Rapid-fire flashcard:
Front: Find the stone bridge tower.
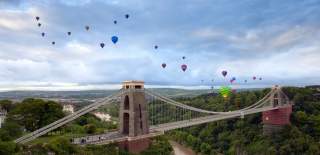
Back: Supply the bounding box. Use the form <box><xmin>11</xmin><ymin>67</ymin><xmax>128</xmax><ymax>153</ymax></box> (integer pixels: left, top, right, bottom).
<box><xmin>118</xmin><ymin>81</ymin><xmax>150</xmax><ymax>154</ymax></box>
<box><xmin>262</xmin><ymin>86</ymin><xmax>292</xmax><ymax>135</ymax></box>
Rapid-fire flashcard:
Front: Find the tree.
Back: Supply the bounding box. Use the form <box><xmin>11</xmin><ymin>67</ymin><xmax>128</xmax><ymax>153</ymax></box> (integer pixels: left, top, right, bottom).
<box><xmin>0</xmin><ymin>100</ymin><xmax>14</xmax><ymax>112</ymax></box>
<box><xmin>0</xmin><ymin>141</ymin><xmax>17</xmax><ymax>155</ymax></box>
<box><xmin>8</xmin><ymin>98</ymin><xmax>64</xmax><ymax>131</ymax></box>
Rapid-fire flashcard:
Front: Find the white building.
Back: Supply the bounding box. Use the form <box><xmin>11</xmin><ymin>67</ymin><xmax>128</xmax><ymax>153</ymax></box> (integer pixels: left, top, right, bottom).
<box><xmin>63</xmin><ymin>104</ymin><xmax>75</xmax><ymax>114</ymax></box>
<box><xmin>0</xmin><ymin>109</ymin><xmax>7</xmax><ymax>128</ymax></box>
<box><xmin>93</xmin><ymin>112</ymin><xmax>111</xmax><ymax>122</ymax></box>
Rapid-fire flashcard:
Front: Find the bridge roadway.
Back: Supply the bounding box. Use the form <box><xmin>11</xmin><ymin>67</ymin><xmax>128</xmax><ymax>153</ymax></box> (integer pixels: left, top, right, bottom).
<box><xmin>72</xmin><ymin>104</ymin><xmax>289</xmax><ymax>145</ymax></box>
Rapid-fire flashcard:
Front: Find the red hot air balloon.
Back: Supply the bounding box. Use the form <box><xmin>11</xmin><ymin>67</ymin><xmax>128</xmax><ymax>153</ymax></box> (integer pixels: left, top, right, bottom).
<box><xmin>161</xmin><ymin>63</ymin><xmax>166</xmax><ymax>68</ymax></box>
<box><xmin>253</xmin><ymin>76</ymin><xmax>256</xmax><ymax>80</ymax></box>
<box><xmin>222</xmin><ymin>70</ymin><xmax>227</xmax><ymax>77</ymax></box>
<box><xmin>181</xmin><ymin>64</ymin><xmax>187</xmax><ymax>72</ymax></box>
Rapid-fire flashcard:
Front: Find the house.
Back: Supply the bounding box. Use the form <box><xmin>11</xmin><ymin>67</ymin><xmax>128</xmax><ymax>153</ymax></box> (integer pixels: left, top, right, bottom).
<box><xmin>0</xmin><ymin>108</ymin><xmax>7</xmax><ymax>128</ymax></box>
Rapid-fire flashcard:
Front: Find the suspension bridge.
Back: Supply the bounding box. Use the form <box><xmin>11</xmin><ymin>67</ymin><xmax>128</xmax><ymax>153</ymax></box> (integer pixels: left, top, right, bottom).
<box><xmin>14</xmin><ymin>81</ymin><xmax>292</xmax><ymax>153</ymax></box>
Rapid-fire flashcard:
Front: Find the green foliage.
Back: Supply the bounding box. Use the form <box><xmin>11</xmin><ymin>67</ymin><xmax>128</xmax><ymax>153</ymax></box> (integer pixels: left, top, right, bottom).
<box><xmin>8</xmin><ymin>98</ymin><xmax>65</xmax><ymax>131</ymax></box>
<box><xmin>0</xmin><ymin>100</ymin><xmax>14</xmax><ymax>112</ymax></box>
<box><xmin>169</xmin><ymin>87</ymin><xmax>320</xmax><ymax>154</ymax></box>
<box><xmin>141</xmin><ymin>136</ymin><xmax>173</xmax><ymax>155</ymax></box>
<box><xmin>46</xmin><ymin>137</ymin><xmax>77</xmax><ymax>155</ymax></box>
<box><xmin>0</xmin><ymin>141</ymin><xmax>18</xmax><ymax>155</ymax></box>
<box><xmin>84</xmin><ymin>124</ymin><xmax>97</xmax><ymax>134</ymax></box>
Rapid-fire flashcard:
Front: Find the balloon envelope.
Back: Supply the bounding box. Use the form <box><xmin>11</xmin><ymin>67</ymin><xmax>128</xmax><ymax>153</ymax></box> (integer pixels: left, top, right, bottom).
<box><xmin>125</xmin><ymin>14</ymin><xmax>130</xmax><ymax>19</ymax></box>
<box><xmin>67</xmin><ymin>32</ymin><xmax>71</xmax><ymax>35</ymax></box>
<box><xmin>162</xmin><ymin>63</ymin><xmax>166</xmax><ymax>68</ymax></box>
<box><xmin>111</xmin><ymin>36</ymin><xmax>118</xmax><ymax>44</ymax></box>
<box><xmin>253</xmin><ymin>76</ymin><xmax>256</xmax><ymax>80</ymax></box>
<box><xmin>154</xmin><ymin>45</ymin><xmax>158</xmax><ymax>49</ymax></box>
<box><xmin>38</xmin><ymin>23</ymin><xmax>41</xmax><ymax>27</ymax></box>
<box><xmin>182</xmin><ymin>56</ymin><xmax>186</xmax><ymax>59</ymax></box>
<box><xmin>52</xmin><ymin>41</ymin><xmax>55</xmax><ymax>45</ymax></box>
<box><xmin>100</xmin><ymin>43</ymin><xmax>105</xmax><ymax>48</ymax></box>
<box><xmin>41</xmin><ymin>32</ymin><xmax>45</xmax><ymax>37</ymax></box>
<box><xmin>114</xmin><ymin>20</ymin><xmax>117</xmax><ymax>24</ymax></box>
<box><xmin>219</xmin><ymin>86</ymin><xmax>231</xmax><ymax>98</ymax></box>
<box><xmin>36</xmin><ymin>16</ymin><xmax>40</xmax><ymax>21</ymax></box>
<box><xmin>222</xmin><ymin>70</ymin><xmax>227</xmax><ymax>77</ymax></box>
<box><xmin>85</xmin><ymin>26</ymin><xmax>89</xmax><ymax>31</ymax></box>
<box><xmin>181</xmin><ymin>64</ymin><xmax>187</xmax><ymax>72</ymax></box>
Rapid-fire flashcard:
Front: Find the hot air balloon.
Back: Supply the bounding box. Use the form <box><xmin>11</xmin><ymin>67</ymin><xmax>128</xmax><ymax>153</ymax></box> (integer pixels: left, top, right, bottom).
<box><xmin>100</xmin><ymin>43</ymin><xmax>105</xmax><ymax>48</ymax></box>
<box><xmin>181</xmin><ymin>64</ymin><xmax>187</xmax><ymax>72</ymax></box>
<box><xmin>111</xmin><ymin>36</ymin><xmax>118</xmax><ymax>44</ymax></box>
<box><xmin>114</xmin><ymin>20</ymin><xmax>117</xmax><ymax>24</ymax></box>
<box><xmin>222</xmin><ymin>70</ymin><xmax>227</xmax><ymax>77</ymax></box>
<box><xmin>162</xmin><ymin>63</ymin><xmax>166</xmax><ymax>68</ymax></box>
<box><xmin>67</xmin><ymin>32</ymin><xmax>71</xmax><ymax>36</ymax></box>
<box><xmin>35</xmin><ymin>16</ymin><xmax>40</xmax><ymax>21</ymax></box>
<box><xmin>38</xmin><ymin>23</ymin><xmax>41</xmax><ymax>27</ymax></box>
<box><xmin>41</xmin><ymin>32</ymin><xmax>45</xmax><ymax>37</ymax></box>
<box><xmin>85</xmin><ymin>26</ymin><xmax>90</xmax><ymax>31</ymax></box>
<box><xmin>244</xmin><ymin>80</ymin><xmax>247</xmax><ymax>83</ymax></box>
<box><xmin>259</xmin><ymin>77</ymin><xmax>262</xmax><ymax>80</ymax></box>
<box><xmin>125</xmin><ymin>14</ymin><xmax>130</xmax><ymax>19</ymax></box>
<box><xmin>52</xmin><ymin>41</ymin><xmax>55</xmax><ymax>45</ymax></box>
<box><xmin>219</xmin><ymin>86</ymin><xmax>231</xmax><ymax>98</ymax></box>
<box><xmin>182</xmin><ymin>56</ymin><xmax>186</xmax><ymax>60</ymax></box>
<box><xmin>253</xmin><ymin>76</ymin><xmax>256</xmax><ymax>80</ymax></box>
<box><xmin>232</xmin><ymin>77</ymin><xmax>236</xmax><ymax>81</ymax></box>
<box><xmin>154</xmin><ymin>45</ymin><xmax>158</xmax><ymax>49</ymax></box>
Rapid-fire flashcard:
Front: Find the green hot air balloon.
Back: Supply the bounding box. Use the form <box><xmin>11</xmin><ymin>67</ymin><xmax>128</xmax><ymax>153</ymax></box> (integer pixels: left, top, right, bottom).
<box><xmin>219</xmin><ymin>86</ymin><xmax>231</xmax><ymax>98</ymax></box>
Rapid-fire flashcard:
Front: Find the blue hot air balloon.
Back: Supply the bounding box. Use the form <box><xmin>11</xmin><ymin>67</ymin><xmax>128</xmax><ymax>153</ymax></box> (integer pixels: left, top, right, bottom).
<box><xmin>111</xmin><ymin>36</ymin><xmax>118</xmax><ymax>44</ymax></box>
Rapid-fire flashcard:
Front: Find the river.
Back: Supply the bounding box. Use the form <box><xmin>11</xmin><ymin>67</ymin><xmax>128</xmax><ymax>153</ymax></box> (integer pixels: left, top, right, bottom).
<box><xmin>169</xmin><ymin>141</ymin><xmax>196</xmax><ymax>155</ymax></box>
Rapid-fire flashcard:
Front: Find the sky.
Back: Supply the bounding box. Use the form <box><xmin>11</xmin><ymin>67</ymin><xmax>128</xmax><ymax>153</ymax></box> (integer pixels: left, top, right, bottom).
<box><xmin>0</xmin><ymin>0</ymin><xmax>320</xmax><ymax>91</ymax></box>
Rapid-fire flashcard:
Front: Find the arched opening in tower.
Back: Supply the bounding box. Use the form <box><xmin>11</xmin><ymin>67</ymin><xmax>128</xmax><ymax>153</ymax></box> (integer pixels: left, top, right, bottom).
<box><xmin>123</xmin><ymin>113</ymin><xmax>130</xmax><ymax>135</ymax></box>
<box><xmin>124</xmin><ymin>95</ymin><xmax>130</xmax><ymax>110</ymax></box>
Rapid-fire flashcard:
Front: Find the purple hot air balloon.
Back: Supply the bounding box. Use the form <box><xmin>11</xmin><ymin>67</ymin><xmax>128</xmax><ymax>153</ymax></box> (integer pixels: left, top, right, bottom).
<box><xmin>222</xmin><ymin>70</ymin><xmax>227</xmax><ymax>77</ymax></box>
<box><xmin>162</xmin><ymin>63</ymin><xmax>166</xmax><ymax>68</ymax></box>
<box><xmin>181</xmin><ymin>64</ymin><xmax>187</xmax><ymax>72</ymax></box>
<box><xmin>253</xmin><ymin>76</ymin><xmax>257</xmax><ymax>80</ymax></box>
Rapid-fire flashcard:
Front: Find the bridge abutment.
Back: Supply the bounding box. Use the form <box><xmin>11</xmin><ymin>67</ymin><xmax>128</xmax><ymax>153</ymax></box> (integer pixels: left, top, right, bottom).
<box><xmin>118</xmin><ymin>81</ymin><xmax>150</xmax><ymax>153</ymax></box>
<box><xmin>262</xmin><ymin>86</ymin><xmax>292</xmax><ymax>135</ymax></box>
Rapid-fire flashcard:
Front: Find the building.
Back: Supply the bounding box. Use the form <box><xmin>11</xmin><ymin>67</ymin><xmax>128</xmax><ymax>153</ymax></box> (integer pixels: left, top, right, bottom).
<box><xmin>93</xmin><ymin>112</ymin><xmax>111</xmax><ymax>122</ymax></box>
<box><xmin>63</xmin><ymin>104</ymin><xmax>75</xmax><ymax>114</ymax></box>
<box><xmin>0</xmin><ymin>108</ymin><xmax>7</xmax><ymax>128</ymax></box>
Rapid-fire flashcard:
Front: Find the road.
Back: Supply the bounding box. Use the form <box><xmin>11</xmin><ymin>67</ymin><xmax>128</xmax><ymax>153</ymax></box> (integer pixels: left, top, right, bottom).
<box><xmin>169</xmin><ymin>141</ymin><xmax>196</xmax><ymax>155</ymax></box>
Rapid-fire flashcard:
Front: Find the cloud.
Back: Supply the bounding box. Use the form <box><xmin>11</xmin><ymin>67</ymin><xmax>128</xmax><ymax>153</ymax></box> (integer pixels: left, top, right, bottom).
<box><xmin>0</xmin><ymin>0</ymin><xmax>319</xmax><ymax>89</ymax></box>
